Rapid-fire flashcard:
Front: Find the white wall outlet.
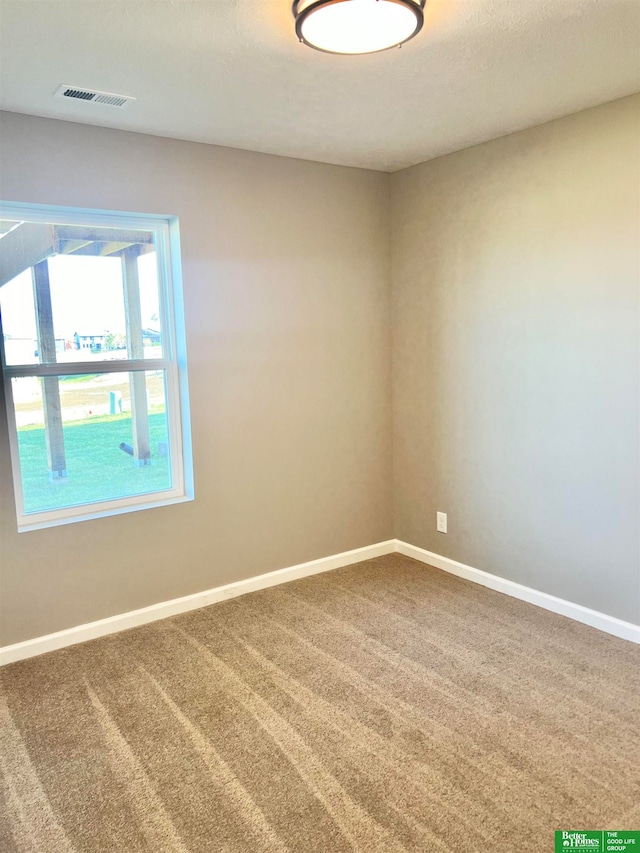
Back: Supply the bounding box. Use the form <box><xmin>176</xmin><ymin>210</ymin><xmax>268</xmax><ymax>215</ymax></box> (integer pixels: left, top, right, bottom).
<box><xmin>436</xmin><ymin>511</ymin><xmax>447</xmax><ymax>533</ymax></box>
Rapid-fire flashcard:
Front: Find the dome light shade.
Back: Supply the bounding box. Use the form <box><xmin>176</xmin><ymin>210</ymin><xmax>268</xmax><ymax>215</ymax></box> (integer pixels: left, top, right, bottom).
<box><xmin>293</xmin><ymin>0</ymin><xmax>426</xmax><ymax>55</ymax></box>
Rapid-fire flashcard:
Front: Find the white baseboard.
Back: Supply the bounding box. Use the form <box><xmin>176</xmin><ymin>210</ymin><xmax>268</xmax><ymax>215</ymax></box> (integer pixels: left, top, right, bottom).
<box><xmin>0</xmin><ymin>540</ymin><xmax>396</xmax><ymax>666</ymax></box>
<box><xmin>2</xmin><ymin>537</ymin><xmax>637</xmax><ymax>665</ymax></box>
<box><xmin>396</xmin><ymin>540</ymin><xmax>640</xmax><ymax>645</ymax></box>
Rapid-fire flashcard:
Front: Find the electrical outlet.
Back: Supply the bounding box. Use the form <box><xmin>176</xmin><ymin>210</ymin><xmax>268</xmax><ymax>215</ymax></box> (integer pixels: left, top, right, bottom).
<box><xmin>436</xmin><ymin>511</ymin><xmax>447</xmax><ymax>533</ymax></box>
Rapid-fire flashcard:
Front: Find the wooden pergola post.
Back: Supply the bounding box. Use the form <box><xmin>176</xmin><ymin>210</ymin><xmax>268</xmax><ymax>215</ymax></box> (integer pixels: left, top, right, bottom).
<box><xmin>32</xmin><ymin>260</ymin><xmax>66</xmax><ymax>478</ymax></box>
<box><xmin>121</xmin><ymin>246</ymin><xmax>150</xmax><ymax>465</ymax></box>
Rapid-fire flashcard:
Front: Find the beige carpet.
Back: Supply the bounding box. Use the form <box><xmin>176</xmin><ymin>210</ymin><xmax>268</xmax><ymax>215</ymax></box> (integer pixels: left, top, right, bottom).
<box><xmin>1</xmin><ymin>554</ymin><xmax>638</xmax><ymax>852</ymax></box>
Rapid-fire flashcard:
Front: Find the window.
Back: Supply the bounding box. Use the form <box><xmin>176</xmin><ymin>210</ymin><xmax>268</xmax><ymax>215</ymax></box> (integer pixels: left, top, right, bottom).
<box><xmin>0</xmin><ymin>203</ymin><xmax>193</xmax><ymax>531</ymax></box>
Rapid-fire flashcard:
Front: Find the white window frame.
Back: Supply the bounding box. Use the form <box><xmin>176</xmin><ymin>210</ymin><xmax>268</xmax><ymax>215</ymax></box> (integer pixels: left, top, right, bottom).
<box><xmin>0</xmin><ymin>202</ymin><xmax>194</xmax><ymax>532</ymax></box>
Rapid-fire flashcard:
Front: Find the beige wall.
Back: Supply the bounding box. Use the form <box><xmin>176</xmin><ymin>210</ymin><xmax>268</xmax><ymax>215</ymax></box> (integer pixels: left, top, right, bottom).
<box><xmin>0</xmin><ymin>113</ymin><xmax>393</xmax><ymax>646</ymax></box>
<box><xmin>1</xmin><ymin>95</ymin><xmax>639</xmax><ymax>646</ymax></box>
<box><xmin>391</xmin><ymin>95</ymin><xmax>640</xmax><ymax>624</ymax></box>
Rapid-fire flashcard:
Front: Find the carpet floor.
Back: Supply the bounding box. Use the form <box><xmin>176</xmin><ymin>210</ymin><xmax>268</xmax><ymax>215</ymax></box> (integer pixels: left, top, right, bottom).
<box><xmin>1</xmin><ymin>553</ymin><xmax>638</xmax><ymax>852</ymax></box>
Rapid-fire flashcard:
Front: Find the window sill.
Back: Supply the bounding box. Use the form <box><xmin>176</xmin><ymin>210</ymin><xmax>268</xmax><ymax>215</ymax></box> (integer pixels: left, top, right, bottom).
<box><xmin>17</xmin><ymin>492</ymin><xmax>194</xmax><ymax>533</ymax></box>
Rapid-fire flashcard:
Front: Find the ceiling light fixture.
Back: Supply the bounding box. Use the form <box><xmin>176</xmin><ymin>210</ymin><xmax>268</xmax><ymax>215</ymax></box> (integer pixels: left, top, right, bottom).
<box><xmin>293</xmin><ymin>0</ymin><xmax>425</xmax><ymax>55</ymax></box>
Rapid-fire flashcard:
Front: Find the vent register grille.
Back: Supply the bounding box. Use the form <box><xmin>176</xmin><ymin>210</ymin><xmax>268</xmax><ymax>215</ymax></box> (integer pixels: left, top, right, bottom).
<box><xmin>54</xmin><ymin>85</ymin><xmax>135</xmax><ymax>108</ymax></box>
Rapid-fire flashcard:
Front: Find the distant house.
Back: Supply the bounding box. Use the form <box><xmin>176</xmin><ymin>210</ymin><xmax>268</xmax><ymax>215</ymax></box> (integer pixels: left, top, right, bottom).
<box><xmin>4</xmin><ymin>336</ymin><xmax>40</xmax><ymax>363</ymax></box>
<box><xmin>74</xmin><ymin>332</ymin><xmax>107</xmax><ymax>352</ymax></box>
<box><xmin>4</xmin><ymin>335</ymin><xmax>67</xmax><ymax>362</ymax></box>
<box><xmin>142</xmin><ymin>328</ymin><xmax>161</xmax><ymax>346</ymax></box>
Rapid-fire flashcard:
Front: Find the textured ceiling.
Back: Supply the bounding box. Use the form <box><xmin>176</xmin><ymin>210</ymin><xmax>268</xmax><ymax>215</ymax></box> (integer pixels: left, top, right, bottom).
<box><xmin>0</xmin><ymin>0</ymin><xmax>639</xmax><ymax>172</ymax></box>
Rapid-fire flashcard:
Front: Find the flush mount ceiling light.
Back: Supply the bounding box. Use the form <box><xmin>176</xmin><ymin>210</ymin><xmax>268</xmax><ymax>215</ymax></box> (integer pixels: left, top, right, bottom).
<box><xmin>293</xmin><ymin>0</ymin><xmax>425</xmax><ymax>55</ymax></box>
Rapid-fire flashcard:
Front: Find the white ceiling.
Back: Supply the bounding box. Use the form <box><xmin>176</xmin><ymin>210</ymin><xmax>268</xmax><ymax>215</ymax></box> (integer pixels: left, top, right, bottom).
<box><xmin>0</xmin><ymin>0</ymin><xmax>639</xmax><ymax>172</ymax></box>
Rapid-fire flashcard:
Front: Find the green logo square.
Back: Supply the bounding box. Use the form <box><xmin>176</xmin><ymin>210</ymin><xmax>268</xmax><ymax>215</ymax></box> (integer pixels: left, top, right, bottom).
<box><xmin>556</xmin><ymin>831</ymin><xmax>603</xmax><ymax>851</ymax></box>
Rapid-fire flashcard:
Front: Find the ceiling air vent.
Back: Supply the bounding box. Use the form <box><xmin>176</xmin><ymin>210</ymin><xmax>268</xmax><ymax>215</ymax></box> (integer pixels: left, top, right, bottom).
<box><xmin>54</xmin><ymin>85</ymin><xmax>136</xmax><ymax>109</ymax></box>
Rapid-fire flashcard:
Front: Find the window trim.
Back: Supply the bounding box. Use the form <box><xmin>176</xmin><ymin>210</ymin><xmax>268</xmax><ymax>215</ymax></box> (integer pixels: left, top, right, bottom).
<box><xmin>0</xmin><ymin>202</ymin><xmax>194</xmax><ymax>532</ymax></box>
